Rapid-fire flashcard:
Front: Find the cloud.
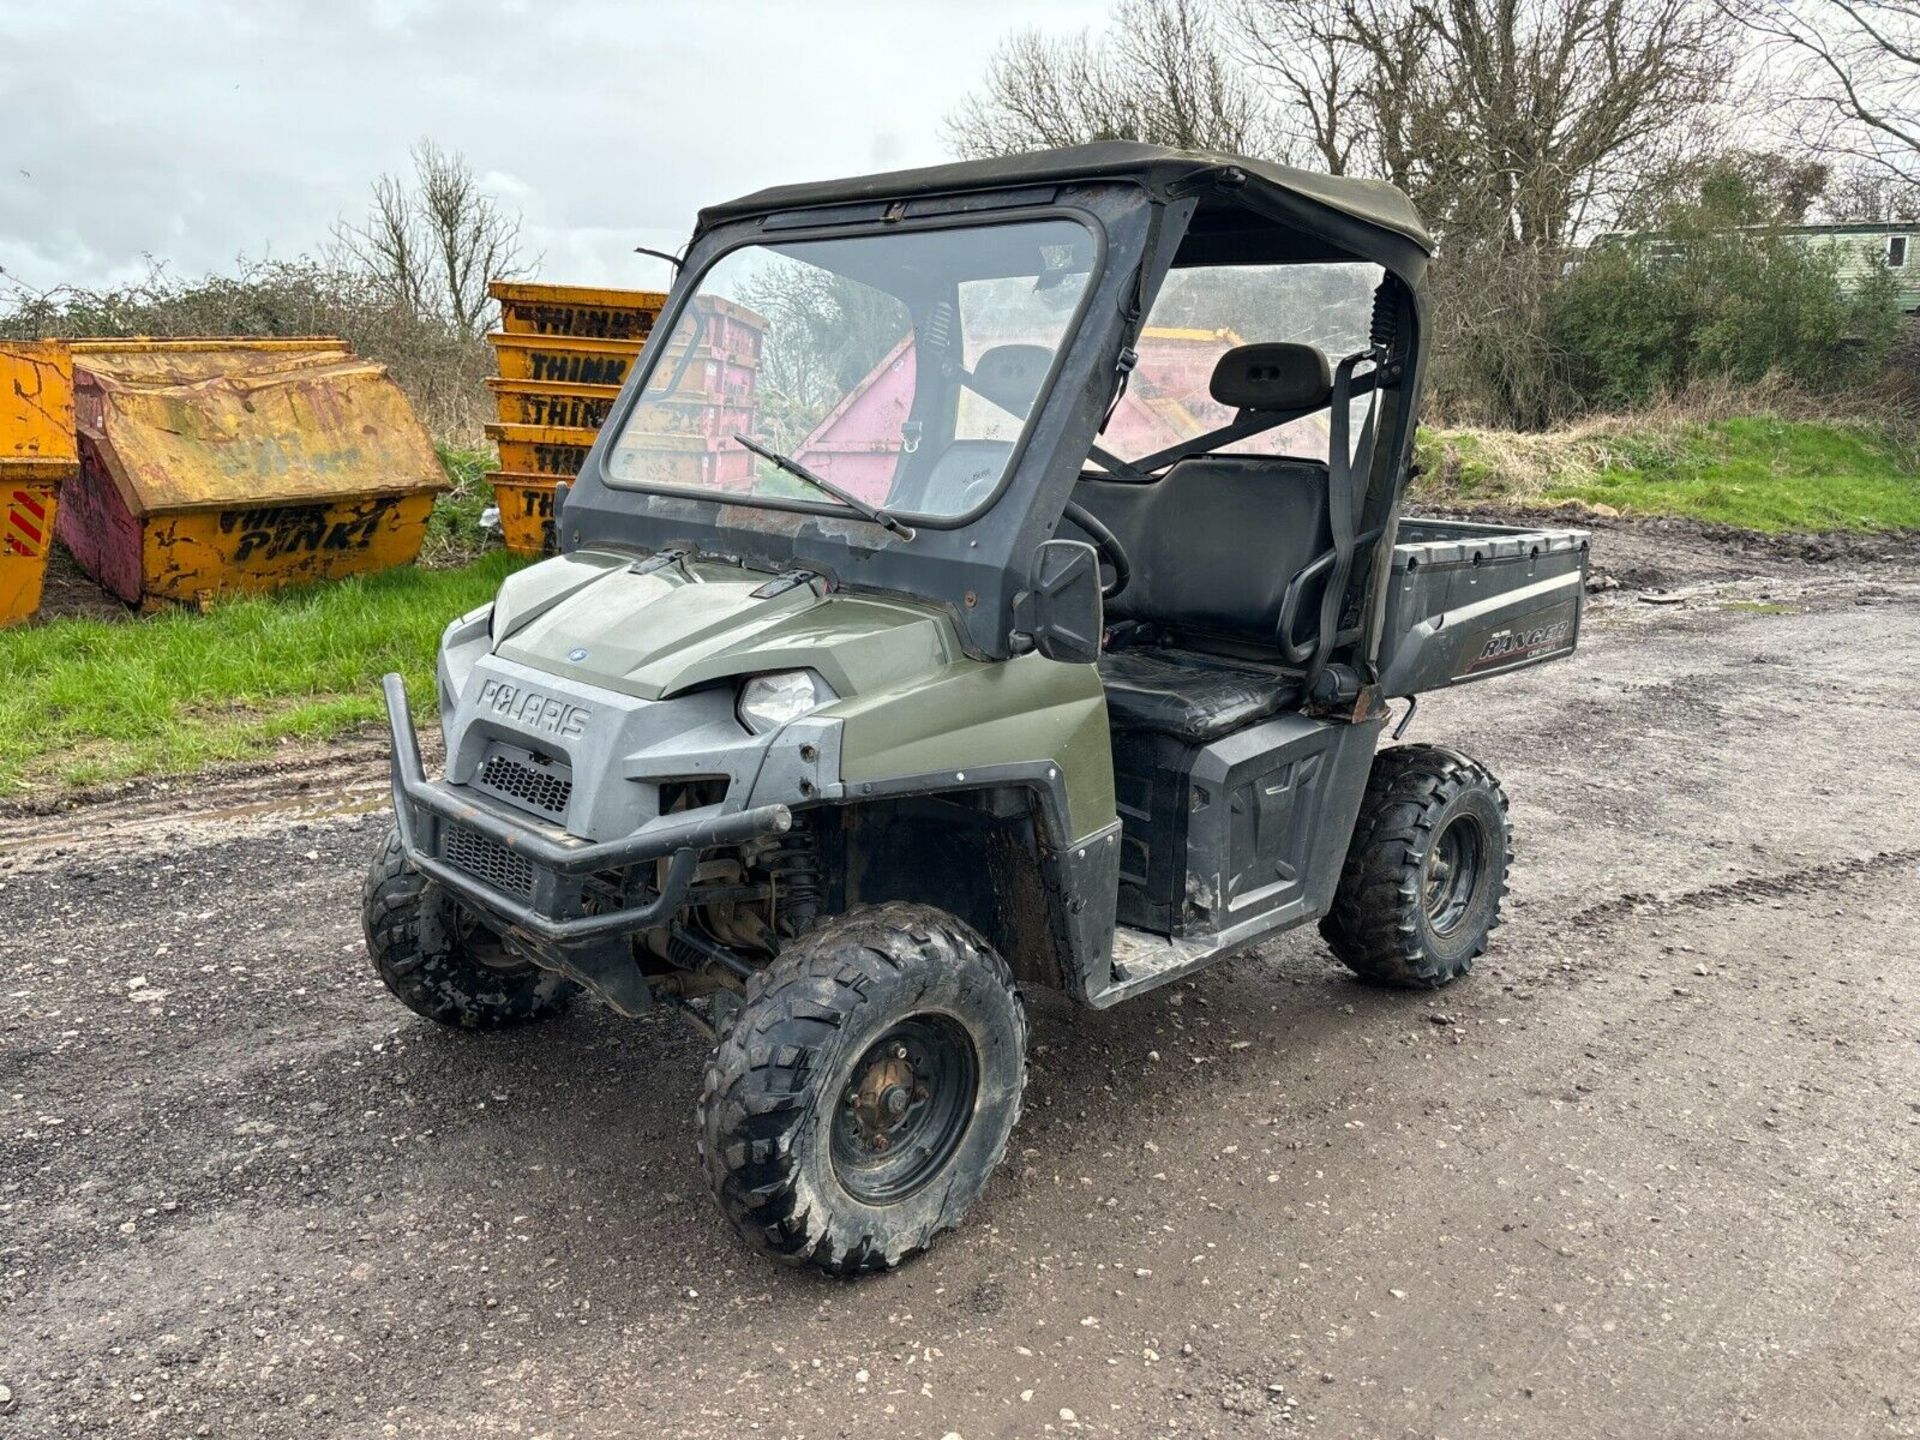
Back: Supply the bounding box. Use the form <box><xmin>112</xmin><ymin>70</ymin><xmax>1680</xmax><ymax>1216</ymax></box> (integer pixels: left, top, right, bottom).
<box><xmin>2</xmin><ymin>0</ymin><xmax>1112</xmax><ymax>292</ymax></box>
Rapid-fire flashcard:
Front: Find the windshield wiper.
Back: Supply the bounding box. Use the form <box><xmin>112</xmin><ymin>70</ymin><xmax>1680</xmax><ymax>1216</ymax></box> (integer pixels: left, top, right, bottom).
<box><xmin>732</xmin><ymin>434</ymin><xmax>916</xmax><ymax>542</ymax></box>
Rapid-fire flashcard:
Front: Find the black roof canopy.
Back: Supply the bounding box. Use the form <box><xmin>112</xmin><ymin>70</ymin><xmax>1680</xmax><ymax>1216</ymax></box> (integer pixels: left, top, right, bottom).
<box><xmin>697</xmin><ymin>141</ymin><xmax>1434</xmax><ymax>279</ymax></box>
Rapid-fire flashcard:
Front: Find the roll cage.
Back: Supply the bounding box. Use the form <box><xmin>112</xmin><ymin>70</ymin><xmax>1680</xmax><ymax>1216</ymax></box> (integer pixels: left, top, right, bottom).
<box><xmin>558</xmin><ymin>142</ymin><xmax>1435</xmax><ymax>674</ymax></box>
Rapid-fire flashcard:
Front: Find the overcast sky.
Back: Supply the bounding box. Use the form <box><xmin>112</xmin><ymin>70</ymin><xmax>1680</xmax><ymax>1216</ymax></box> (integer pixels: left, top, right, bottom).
<box><xmin>1</xmin><ymin>0</ymin><xmax>1111</xmax><ymax>295</ymax></box>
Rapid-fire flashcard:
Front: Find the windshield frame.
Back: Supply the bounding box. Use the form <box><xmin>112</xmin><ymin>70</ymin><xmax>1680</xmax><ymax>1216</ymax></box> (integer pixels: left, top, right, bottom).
<box><xmin>593</xmin><ymin>205</ymin><xmax>1108</xmax><ymax>531</ymax></box>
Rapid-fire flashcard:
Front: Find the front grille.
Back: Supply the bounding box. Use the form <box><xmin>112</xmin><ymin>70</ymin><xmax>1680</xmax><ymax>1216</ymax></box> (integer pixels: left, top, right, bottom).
<box><xmin>441</xmin><ymin>823</ymin><xmax>534</xmax><ymax>900</ymax></box>
<box><xmin>475</xmin><ymin>749</ymin><xmax>573</xmax><ymax>820</ymax></box>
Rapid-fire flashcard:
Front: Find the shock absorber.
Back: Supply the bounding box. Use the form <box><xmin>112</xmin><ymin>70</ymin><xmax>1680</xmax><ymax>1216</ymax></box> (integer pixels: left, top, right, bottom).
<box><xmin>763</xmin><ymin>819</ymin><xmax>824</xmax><ymax>937</ymax></box>
<box><xmin>1370</xmin><ymin>279</ymin><xmax>1399</xmax><ymax>356</ymax></box>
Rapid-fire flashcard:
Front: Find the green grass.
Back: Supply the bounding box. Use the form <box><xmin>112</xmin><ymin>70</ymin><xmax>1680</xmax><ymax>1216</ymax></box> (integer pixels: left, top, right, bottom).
<box><xmin>0</xmin><ymin>554</ymin><xmax>521</xmax><ymax>797</ymax></box>
<box><xmin>4</xmin><ymin>413</ymin><xmax>1905</xmax><ymax>799</ymax></box>
<box><xmin>1416</xmin><ymin>417</ymin><xmax>1920</xmax><ymax>533</ymax></box>
<box><xmin>422</xmin><ymin>445</ymin><xmax>499</xmax><ymax>565</ymax></box>
<box><xmin>1718</xmin><ymin>600</ymin><xmax>1798</xmax><ymax>615</ymax></box>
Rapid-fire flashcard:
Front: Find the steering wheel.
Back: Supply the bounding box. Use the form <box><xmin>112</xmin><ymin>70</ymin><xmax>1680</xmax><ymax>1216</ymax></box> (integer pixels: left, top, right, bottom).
<box><xmin>1062</xmin><ymin>500</ymin><xmax>1132</xmax><ymax>599</ymax></box>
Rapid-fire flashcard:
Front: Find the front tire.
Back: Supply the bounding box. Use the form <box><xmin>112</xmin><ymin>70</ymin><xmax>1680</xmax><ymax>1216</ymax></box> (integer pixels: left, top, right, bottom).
<box><xmin>362</xmin><ymin>825</ymin><xmax>575</xmax><ymax>1028</ymax></box>
<box><xmin>1320</xmin><ymin>745</ymin><xmax>1512</xmax><ymax>988</ymax></box>
<box><xmin>697</xmin><ymin>903</ymin><xmax>1027</xmax><ymax>1275</ymax></box>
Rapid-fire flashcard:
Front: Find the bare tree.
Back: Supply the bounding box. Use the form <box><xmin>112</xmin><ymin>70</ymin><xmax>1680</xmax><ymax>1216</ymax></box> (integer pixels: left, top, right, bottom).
<box><xmin>945</xmin><ymin>0</ymin><xmax>1269</xmax><ymax>157</ymax></box>
<box><xmin>1717</xmin><ymin>0</ymin><xmax>1920</xmax><ymax>187</ymax></box>
<box><xmin>1240</xmin><ymin>0</ymin><xmax>1735</xmax><ymax>247</ymax></box>
<box><xmin>1226</xmin><ymin>0</ymin><xmax>1414</xmax><ymax>174</ymax></box>
<box><xmin>945</xmin><ymin>0</ymin><xmax>1759</xmax><ymax>426</ymax></box>
<box><xmin>1232</xmin><ymin>0</ymin><xmax>1735</xmax><ymax>426</ymax></box>
<box><xmin>952</xmin><ymin>0</ymin><xmax>1732</xmax><ymax>246</ymax></box>
<box><xmin>333</xmin><ymin>140</ymin><xmax>530</xmax><ymax>337</ymax></box>
<box><xmin>1823</xmin><ymin>157</ymin><xmax>1920</xmax><ymax>214</ymax></box>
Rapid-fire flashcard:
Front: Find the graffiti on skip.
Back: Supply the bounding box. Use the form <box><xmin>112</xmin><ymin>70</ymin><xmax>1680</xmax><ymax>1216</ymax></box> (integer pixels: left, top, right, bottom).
<box><xmin>528</xmin><ymin>353</ymin><xmax>631</xmax><ymax>386</ymax></box>
<box><xmin>218</xmin><ymin>500</ymin><xmax>397</xmax><ymax>561</ymax></box>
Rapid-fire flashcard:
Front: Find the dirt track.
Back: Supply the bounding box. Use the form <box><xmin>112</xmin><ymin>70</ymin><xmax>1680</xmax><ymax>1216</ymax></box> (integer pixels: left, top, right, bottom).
<box><xmin>3</xmin><ymin>526</ymin><xmax>1918</xmax><ymax>1439</ymax></box>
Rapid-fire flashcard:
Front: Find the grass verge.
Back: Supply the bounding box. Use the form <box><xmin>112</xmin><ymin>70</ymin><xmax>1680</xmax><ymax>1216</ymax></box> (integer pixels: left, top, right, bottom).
<box><xmin>1415</xmin><ymin>416</ymin><xmax>1920</xmax><ymax>532</ymax></box>
<box><xmin>421</xmin><ymin>444</ymin><xmax>499</xmax><ymax>566</ymax></box>
<box><xmin>0</xmin><ymin>553</ymin><xmax>520</xmax><ymax>797</ymax></box>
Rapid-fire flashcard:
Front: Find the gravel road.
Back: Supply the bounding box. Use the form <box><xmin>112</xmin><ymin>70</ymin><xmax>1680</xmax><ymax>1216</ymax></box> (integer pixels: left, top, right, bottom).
<box><xmin>2</xmin><ymin>528</ymin><xmax>1917</xmax><ymax>1440</ymax></box>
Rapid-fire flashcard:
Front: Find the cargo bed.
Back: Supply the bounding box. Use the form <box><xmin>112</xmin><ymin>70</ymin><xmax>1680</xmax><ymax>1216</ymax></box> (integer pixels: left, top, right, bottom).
<box><xmin>1374</xmin><ymin>516</ymin><xmax>1591</xmax><ymax>697</ymax></box>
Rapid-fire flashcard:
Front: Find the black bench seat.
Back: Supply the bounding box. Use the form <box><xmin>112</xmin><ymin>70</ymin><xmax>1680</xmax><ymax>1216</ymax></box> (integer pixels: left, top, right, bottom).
<box><xmin>1097</xmin><ymin>647</ymin><xmax>1304</xmax><ymax>743</ymax></box>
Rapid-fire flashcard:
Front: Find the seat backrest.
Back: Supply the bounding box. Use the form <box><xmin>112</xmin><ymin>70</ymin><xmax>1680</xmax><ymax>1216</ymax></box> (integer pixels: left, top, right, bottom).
<box><xmin>1070</xmin><ymin>456</ymin><xmax>1332</xmax><ymax>651</ymax></box>
<box><xmin>891</xmin><ymin>438</ymin><xmax>1014</xmax><ymax>512</ymax></box>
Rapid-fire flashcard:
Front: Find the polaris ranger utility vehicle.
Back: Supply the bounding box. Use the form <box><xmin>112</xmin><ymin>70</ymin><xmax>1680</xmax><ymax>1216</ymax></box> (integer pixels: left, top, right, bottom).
<box><xmin>366</xmin><ymin>143</ymin><xmax>1588</xmax><ymax>1274</ymax></box>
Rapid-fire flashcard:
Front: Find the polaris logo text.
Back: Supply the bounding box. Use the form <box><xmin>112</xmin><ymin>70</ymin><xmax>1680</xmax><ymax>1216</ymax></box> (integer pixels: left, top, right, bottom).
<box><xmin>476</xmin><ymin>680</ymin><xmax>590</xmax><ymax>738</ymax></box>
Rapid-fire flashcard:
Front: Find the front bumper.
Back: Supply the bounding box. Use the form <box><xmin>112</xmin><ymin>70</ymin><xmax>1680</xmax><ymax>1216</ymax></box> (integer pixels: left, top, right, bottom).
<box><xmin>382</xmin><ymin>672</ymin><xmax>793</xmax><ymax>947</ymax></box>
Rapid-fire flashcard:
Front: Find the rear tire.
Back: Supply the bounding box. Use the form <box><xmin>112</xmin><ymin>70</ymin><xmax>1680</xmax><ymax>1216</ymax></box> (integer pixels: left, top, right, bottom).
<box><xmin>1320</xmin><ymin>745</ymin><xmax>1512</xmax><ymax>988</ymax></box>
<box><xmin>362</xmin><ymin>825</ymin><xmax>575</xmax><ymax>1028</ymax></box>
<box><xmin>697</xmin><ymin>902</ymin><xmax>1027</xmax><ymax>1275</ymax></box>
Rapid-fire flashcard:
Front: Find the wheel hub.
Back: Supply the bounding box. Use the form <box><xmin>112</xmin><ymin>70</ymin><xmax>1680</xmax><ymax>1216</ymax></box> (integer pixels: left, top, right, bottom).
<box><xmin>830</xmin><ymin>1016</ymin><xmax>979</xmax><ymax>1204</ymax></box>
<box><xmin>844</xmin><ymin>1045</ymin><xmax>931</xmax><ymax>1152</ymax></box>
<box><xmin>1423</xmin><ymin>813</ymin><xmax>1486</xmax><ymax>936</ymax></box>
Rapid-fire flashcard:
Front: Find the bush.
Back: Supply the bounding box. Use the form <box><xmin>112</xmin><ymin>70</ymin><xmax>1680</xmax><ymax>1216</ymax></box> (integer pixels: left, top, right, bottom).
<box><xmin>421</xmin><ymin>445</ymin><xmax>500</xmax><ymax>567</ymax></box>
<box><xmin>1549</xmin><ymin>228</ymin><xmax>1901</xmax><ymax>412</ymax></box>
<box><xmin>1424</xmin><ymin>245</ymin><xmax>1568</xmax><ymax>429</ymax></box>
<box><xmin>0</xmin><ymin>257</ymin><xmax>495</xmax><ymax>444</ymax></box>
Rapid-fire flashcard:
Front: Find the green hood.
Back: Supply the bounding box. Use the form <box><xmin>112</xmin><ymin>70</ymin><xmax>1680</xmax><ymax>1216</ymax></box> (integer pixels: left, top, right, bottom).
<box><xmin>491</xmin><ymin>550</ymin><xmax>963</xmax><ymax>701</ymax></box>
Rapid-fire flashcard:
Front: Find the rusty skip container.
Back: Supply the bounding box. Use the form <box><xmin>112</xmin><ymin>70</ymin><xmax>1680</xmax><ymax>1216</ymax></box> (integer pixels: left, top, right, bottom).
<box><xmin>487</xmin><ymin>433</ymin><xmax>755</xmax><ymax>557</ymax></box>
<box><xmin>60</xmin><ymin>339</ymin><xmax>447</xmax><ymax>608</ymax></box>
<box><xmin>486</xmin><ymin>378</ymin><xmax>622</xmax><ymax>430</ymax></box>
<box><xmin>484</xmin><ymin>438</ymin><xmax>754</xmax><ymax>560</ymax></box>
<box><xmin>487</xmin><ymin>470</ymin><xmax>560</xmax><ymax>556</ymax></box>
<box><xmin>480</xmin><ymin>284</ymin><xmax>765</xmax><ymax>555</ymax></box>
<box><xmin>489</xmin><ymin>333</ymin><xmax>640</xmax><ymax>388</ymax></box>
<box><xmin>489</xmin><ymin>280</ymin><xmax>666</xmax><ymax>340</ymax></box>
<box><xmin>0</xmin><ymin>341</ymin><xmax>77</xmax><ymax>626</ymax></box>
<box><xmin>484</xmin><ymin>422</ymin><xmax>600</xmax><ymax>479</ymax></box>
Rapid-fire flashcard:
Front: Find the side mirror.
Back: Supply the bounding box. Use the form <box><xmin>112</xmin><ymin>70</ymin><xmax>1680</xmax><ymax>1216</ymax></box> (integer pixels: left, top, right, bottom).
<box><xmin>1012</xmin><ymin>539</ymin><xmax>1103</xmax><ymax>665</ymax></box>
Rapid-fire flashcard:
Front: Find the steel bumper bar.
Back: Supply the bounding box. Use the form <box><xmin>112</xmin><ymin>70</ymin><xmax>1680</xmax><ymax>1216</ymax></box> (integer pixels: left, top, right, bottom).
<box><xmin>381</xmin><ymin>672</ymin><xmax>792</xmax><ymax>946</ymax></box>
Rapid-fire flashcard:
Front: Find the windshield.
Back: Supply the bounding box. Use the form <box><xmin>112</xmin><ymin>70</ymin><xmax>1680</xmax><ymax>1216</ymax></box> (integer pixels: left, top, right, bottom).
<box><xmin>605</xmin><ymin>218</ymin><xmax>1096</xmax><ymax>521</ymax></box>
<box><xmin>1092</xmin><ymin>260</ymin><xmax>1383</xmax><ymax>471</ymax></box>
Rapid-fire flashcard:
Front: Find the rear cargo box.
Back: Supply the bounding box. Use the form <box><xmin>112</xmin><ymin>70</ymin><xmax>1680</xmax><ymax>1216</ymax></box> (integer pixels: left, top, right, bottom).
<box><xmin>1374</xmin><ymin>518</ymin><xmax>1591</xmax><ymax>698</ymax></box>
<box><xmin>0</xmin><ymin>342</ymin><xmax>77</xmax><ymax>626</ymax></box>
<box><xmin>60</xmin><ymin>339</ymin><xmax>447</xmax><ymax>608</ymax></box>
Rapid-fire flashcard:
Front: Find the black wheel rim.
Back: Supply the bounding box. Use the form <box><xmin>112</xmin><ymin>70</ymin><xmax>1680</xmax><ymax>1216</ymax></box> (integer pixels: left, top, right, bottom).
<box><xmin>1423</xmin><ymin>814</ymin><xmax>1486</xmax><ymax>936</ymax></box>
<box><xmin>830</xmin><ymin>1015</ymin><xmax>979</xmax><ymax>1205</ymax></box>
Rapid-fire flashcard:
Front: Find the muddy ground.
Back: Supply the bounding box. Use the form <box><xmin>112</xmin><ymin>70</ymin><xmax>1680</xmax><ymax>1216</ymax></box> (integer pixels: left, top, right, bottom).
<box><xmin>2</xmin><ymin>524</ymin><xmax>1917</xmax><ymax>1440</ymax></box>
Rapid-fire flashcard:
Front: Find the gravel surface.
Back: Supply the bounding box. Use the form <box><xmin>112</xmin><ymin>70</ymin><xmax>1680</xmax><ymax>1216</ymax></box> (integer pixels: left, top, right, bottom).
<box><xmin>2</xmin><ymin>528</ymin><xmax>1917</xmax><ymax>1439</ymax></box>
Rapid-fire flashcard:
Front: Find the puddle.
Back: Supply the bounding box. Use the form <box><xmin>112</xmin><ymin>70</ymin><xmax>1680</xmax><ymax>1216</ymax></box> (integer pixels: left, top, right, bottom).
<box><xmin>0</xmin><ymin>758</ymin><xmax>396</xmax><ymax>864</ymax></box>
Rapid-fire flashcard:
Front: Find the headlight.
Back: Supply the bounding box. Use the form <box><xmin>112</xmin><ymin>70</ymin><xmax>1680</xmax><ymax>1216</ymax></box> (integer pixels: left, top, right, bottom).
<box><xmin>737</xmin><ymin>670</ymin><xmax>837</xmax><ymax>734</ymax></box>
